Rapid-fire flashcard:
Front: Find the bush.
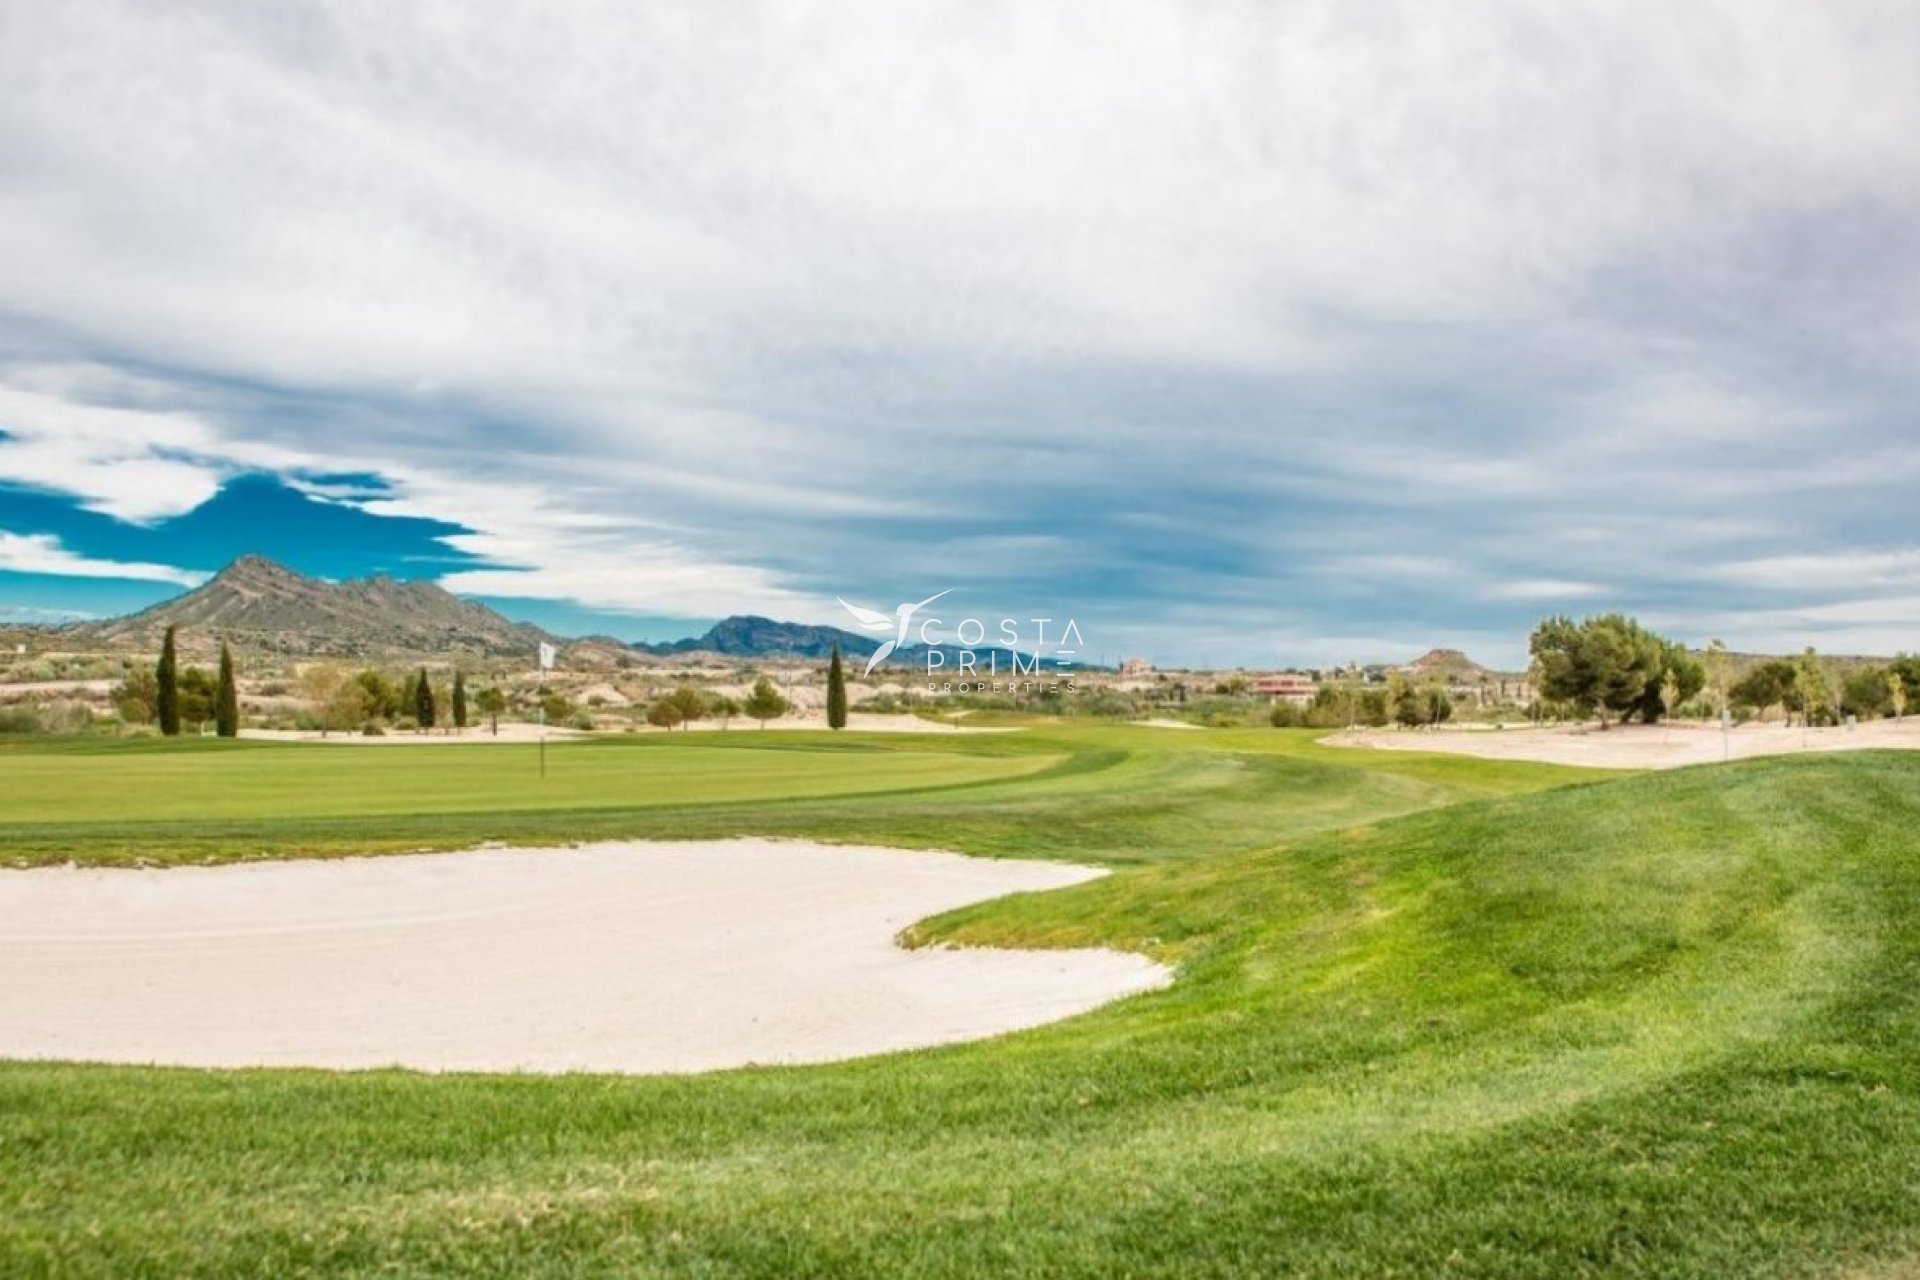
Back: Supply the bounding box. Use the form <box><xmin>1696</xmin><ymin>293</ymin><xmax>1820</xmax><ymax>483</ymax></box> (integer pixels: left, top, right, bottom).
<box><xmin>0</xmin><ymin>701</ymin><xmax>95</xmax><ymax>735</ymax></box>
<box><xmin>0</xmin><ymin>706</ymin><xmax>43</xmax><ymax>734</ymax></box>
<box><xmin>1070</xmin><ymin>687</ymin><xmax>1141</xmax><ymax>719</ymax></box>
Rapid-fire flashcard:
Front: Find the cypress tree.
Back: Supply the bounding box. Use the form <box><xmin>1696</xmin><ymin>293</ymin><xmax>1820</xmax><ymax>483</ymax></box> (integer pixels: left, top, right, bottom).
<box><xmin>826</xmin><ymin>642</ymin><xmax>848</xmax><ymax>730</ymax></box>
<box><xmin>415</xmin><ymin>667</ymin><xmax>437</xmax><ymax>729</ymax></box>
<box><xmin>452</xmin><ymin>669</ymin><xmax>468</xmax><ymax>731</ymax></box>
<box><xmin>156</xmin><ymin>624</ymin><xmax>181</xmax><ymax>737</ymax></box>
<box><xmin>214</xmin><ymin>640</ymin><xmax>239</xmax><ymax>738</ymax></box>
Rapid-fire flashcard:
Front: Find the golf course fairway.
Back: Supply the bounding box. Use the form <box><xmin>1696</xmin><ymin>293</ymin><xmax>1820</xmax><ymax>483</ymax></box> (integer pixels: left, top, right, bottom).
<box><xmin>4</xmin><ymin>724</ymin><xmax>1919</xmax><ymax>1277</ymax></box>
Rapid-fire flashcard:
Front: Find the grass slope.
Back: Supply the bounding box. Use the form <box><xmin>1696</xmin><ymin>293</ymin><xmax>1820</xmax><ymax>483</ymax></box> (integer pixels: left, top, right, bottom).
<box><xmin>6</xmin><ymin>728</ymin><xmax>1916</xmax><ymax>1276</ymax></box>
<box><xmin>0</xmin><ymin>726</ymin><xmax>1586</xmax><ymax>867</ymax></box>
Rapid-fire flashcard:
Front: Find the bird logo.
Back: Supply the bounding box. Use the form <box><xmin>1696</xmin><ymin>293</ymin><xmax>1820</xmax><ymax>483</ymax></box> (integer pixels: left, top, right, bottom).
<box><xmin>838</xmin><ymin>589</ymin><xmax>952</xmax><ymax>676</ymax></box>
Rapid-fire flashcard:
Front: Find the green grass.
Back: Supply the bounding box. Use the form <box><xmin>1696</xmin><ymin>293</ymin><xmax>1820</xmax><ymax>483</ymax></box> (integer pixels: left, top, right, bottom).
<box><xmin>0</xmin><ymin>726</ymin><xmax>1587</xmax><ymax>867</ymax></box>
<box><xmin>6</xmin><ymin>725</ymin><xmax>1919</xmax><ymax>1276</ymax></box>
<box><xmin>0</xmin><ymin>734</ymin><xmax>1056</xmax><ymax>845</ymax></box>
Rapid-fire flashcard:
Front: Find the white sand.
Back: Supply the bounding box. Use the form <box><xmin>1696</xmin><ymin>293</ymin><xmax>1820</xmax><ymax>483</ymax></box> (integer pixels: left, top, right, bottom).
<box><xmin>1328</xmin><ymin>718</ymin><xmax>1920</xmax><ymax>769</ymax></box>
<box><xmin>0</xmin><ymin>840</ymin><xmax>1167</xmax><ymax>1075</ymax></box>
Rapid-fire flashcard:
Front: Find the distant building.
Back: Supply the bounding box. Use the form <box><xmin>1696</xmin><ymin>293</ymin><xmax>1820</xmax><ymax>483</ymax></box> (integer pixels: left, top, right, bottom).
<box><xmin>1119</xmin><ymin>657</ymin><xmax>1153</xmax><ymax>678</ymax></box>
<box><xmin>1252</xmin><ymin>673</ymin><xmax>1316</xmax><ymax>705</ymax></box>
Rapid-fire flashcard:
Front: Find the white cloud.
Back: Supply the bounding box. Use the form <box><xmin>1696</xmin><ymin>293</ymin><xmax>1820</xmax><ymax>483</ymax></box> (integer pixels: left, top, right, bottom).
<box><xmin>1484</xmin><ymin>579</ymin><xmax>1612</xmax><ymax>603</ymax></box>
<box><xmin>7</xmin><ymin>2</ymin><xmax>1918</xmax><ymax>395</ymax></box>
<box><xmin>0</xmin><ymin>531</ymin><xmax>207</xmax><ymax>587</ymax></box>
<box><xmin>361</xmin><ymin>468</ymin><xmax>825</xmax><ymax>620</ymax></box>
<box><xmin>2</xmin><ymin>4</ymin><xmax>1920</xmax><ymax>661</ymax></box>
<box><xmin>0</xmin><ymin>377</ymin><xmax>840</xmax><ymax>619</ymax></box>
<box><xmin>0</xmin><ymin>384</ymin><xmax>313</xmax><ymax>522</ymax></box>
<box><xmin>0</xmin><ymin>605</ymin><xmax>98</xmax><ymax>621</ymax></box>
<box><xmin>1712</xmin><ymin>550</ymin><xmax>1920</xmax><ymax>594</ymax></box>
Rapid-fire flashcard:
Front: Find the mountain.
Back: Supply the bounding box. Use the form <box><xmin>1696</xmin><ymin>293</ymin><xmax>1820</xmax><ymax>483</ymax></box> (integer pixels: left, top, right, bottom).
<box><xmin>17</xmin><ymin>555</ymin><xmax>1084</xmax><ymax>671</ymax></box>
<box><xmin>634</xmin><ymin>616</ymin><xmax>883</xmax><ymax>661</ymax></box>
<box><xmin>633</xmin><ymin>614</ymin><xmax>1087</xmax><ymax>672</ymax></box>
<box><xmin>1401</xmin><ymin>648</ymin><xmax>1497</xmax><ymax>682</ymax></box>
<box><xmin>62</xmin><ymin>555</ymin><xmax>559</xmax><ymax>660</ymax></box>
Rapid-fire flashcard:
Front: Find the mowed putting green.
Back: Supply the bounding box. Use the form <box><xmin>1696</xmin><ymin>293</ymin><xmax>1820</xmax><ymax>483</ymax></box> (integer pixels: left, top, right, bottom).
<box><xmin>0</xmin><ymin>726</ymin><xmax>1590</xmax><ymax>867</ymax></box>
<box><xmin>0</xmin><ymin>735</ymin><xmax>1055</xmax><ymax>824</ymax></box>
<box><xmin>7</xmin><ymin>723</ymin><xmax>1920</xmax><ymax>1276</ymax></box>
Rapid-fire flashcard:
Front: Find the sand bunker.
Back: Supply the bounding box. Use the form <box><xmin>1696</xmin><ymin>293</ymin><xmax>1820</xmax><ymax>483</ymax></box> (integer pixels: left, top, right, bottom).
<box><xmin>1329</xmin><ymin>718</ymin><xmax>1920</xmax><ymax>769</ymax></box>
<box><xmin>0</xmin><ymin>840</ymin><xmax>1166</xmax><ymax>1074</ymax></box>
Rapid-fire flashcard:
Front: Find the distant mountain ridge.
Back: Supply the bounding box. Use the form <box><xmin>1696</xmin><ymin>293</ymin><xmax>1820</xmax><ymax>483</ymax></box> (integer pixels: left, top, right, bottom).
<box><xmin>16</xmin><ymin>556</ymin><xmax>1083</xmax><ymax>670</ymax></box>
<box><xmin>634</xmin><ymin>615</ymin><xmax>883</xmax><ymax>661</ymax></box>
<box><xmin>634</xmin><ymin>614</ymin><xmax>1080</xmax><ymax>673</ymax></box>
<box><xmin>62</xmin><ymin>555</ymin><xmax>558</xmax><ymax>659</ymax></box>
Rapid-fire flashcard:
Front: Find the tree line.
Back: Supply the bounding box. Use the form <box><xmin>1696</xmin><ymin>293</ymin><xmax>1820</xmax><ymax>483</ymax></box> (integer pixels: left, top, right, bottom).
<box><xmin>1269</xmin><ymin>674</ymin><xmax>1456</xmax><ymax>729</ymax></box>
<box><xmin>645</xmin><ymin>677</ymin><xmax>790</xmax><ymax>730</ymax></box>
<box><xmin>117</xmin><ymin>631</ymin><xmax>805</xmax><ymax>738</ymax></box>
<box><xmin>1724</xmin><ymin>651</ymin><xmax>1916</xmax><ymax>726</ymax></box>
<box><xmin>298</xmin><ymin>664</ymin><xmax>486</xmax><ymax>735</ymax></box>
<box><xmin>119</xmin><ymin>627</ymin><xmax>499</xmax><ymax>738</ymax></box>
<box><xmin>118</xmin><ymin>625</ymin><xmax>244</xmax><ymax>737</ymax></box>
<box><xmin>1529</xmin><ymin>615</ymin><xmax>1704</xmax><ymax>724</ymax></box>
<box><xmin>1530</xmin><ymin>614</ymin><xmax>1918</xmax><ymax>727</ymax></box>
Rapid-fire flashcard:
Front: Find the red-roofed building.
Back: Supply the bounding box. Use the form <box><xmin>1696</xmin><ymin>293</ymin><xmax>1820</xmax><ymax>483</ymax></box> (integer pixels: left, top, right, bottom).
<box><xmin>1252</xmin><ymin>673</ymin><xmax>1316</xmax><ymax>705</ymax></box>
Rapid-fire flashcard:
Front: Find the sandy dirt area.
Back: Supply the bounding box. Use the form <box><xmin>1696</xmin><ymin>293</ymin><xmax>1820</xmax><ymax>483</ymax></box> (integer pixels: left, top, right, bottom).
<box><xmin>242</xmin><ymin>723</ymin><xmax>590</xmax><ymax>745</ymax></box>
<box><xmin>1327</xmin><ymin>718</ymin><xmax>1920</xmax><ymax>769</ymax></box>
<box><xmin>0</xmin><ymin>679</ymin><xmax>113</xmax><ymax>703</ymax></box>
<box><xmin>671</xmin><ymin>712</ymin><xmax>1001</xmax><ymax>734</ymax></box>
<box><xmin>241</xmin><ymin>713</ymin><xmax>1001</xmax><ymax>743</ymax></box>
<box><xmin>0</xmin><ymin>840</ymin><xmax>1167</xmax><ymax>1074</ymax></box>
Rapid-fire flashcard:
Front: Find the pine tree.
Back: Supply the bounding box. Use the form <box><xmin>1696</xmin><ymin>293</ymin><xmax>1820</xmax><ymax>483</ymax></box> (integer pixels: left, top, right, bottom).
<box><xmin>214</xmin><ymin>640</ymin><xmax>239</xmax><ymax>738</ymax></box>
<box><xmin>826</xmin><ymin>643</ymin><xmax>849</xmax><ymax>730</ymax></box>
<box><xmin>415</xmin><ymin>667</ymin><xmax>437</xmax><ymax>729</ymax></box>
<box><xmin>475</xmin><ymin>687</ymin><xmax>506</xmax><ymax>735</ymax></box>
<box><xmin>452</xmin><ymin>669</ymin><xmax>468</xmax><ymax>731</ymax></box>
<box><xmin>743</xmin><ymin>677</ymin><xmax>789</xmax><ymax>728</ymax></box>
<box><xmin>156</xmin><ymin>624</ymin><xmax>181</xmax><ymax>737</ymax></box>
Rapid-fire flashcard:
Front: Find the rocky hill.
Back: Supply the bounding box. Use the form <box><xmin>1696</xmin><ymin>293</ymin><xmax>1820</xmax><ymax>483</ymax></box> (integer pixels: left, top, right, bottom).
<box><xmin>58</xmin><ymin>556</ymin><xmax>559</xmax><ymax>660</ymax></box>
<box><xmin>12</xmin><ymin>556</ymin><xmax>1084</xmax><ymax>670</ymax></box>
<box><xmin>1402</xmin><ymin>648</ymin><xmax>1497</xmax><ymax>682</ymax></box>
<box><xmin>635</xmin><ymin>614</ymin><xmax>1084</xmax><ymax>672</ymax></box>
<box><xmin>635</xmin><ymin>616</ymin><xmax>884</xmax><ymax>662</ymax></box>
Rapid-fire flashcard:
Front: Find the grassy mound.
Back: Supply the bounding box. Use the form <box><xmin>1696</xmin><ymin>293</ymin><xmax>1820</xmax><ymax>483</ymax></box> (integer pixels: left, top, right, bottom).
<box><xmin>5</xmin><ymin>731</ymin><xmax>1918</xmax><ymax>1276</ymax></box>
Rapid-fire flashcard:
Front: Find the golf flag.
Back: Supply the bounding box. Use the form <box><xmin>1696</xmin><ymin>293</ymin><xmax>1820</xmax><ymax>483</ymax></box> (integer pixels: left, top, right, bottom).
<box><xmin>538</xmin><ymin>642</ymin><xmax>557</xmax><ymax>671</ymax></box>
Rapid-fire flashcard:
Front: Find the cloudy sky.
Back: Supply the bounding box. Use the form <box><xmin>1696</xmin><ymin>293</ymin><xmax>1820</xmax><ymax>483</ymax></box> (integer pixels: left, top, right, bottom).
<box><xmin>2</xmin><ymin>2</ymin><xmax>1918</xmax><ymax>667</ymax></box>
